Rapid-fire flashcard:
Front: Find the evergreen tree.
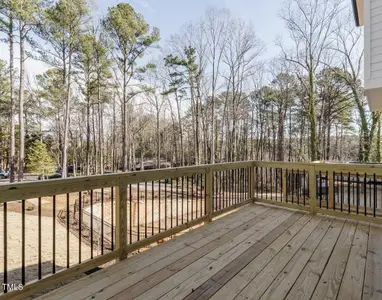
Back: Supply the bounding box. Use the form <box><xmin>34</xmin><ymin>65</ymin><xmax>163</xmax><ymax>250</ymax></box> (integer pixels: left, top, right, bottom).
<box><xmin>103</xmin><ymin>3</ymin><xmax>160</xmax><ymax>171</ymax></box>
<box><xmin>26</xmin><ymin>140</ymin><xmax>56</xmax><ymax>178</ymax></box>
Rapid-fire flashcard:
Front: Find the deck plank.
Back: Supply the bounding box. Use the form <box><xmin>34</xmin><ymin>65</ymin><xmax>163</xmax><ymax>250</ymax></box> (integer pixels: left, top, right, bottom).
<box><xmin>33</xmin><ymin>204</ymin><xmax>382</xmax><ymax>300</ymax></box>
<box><xmin>111</xmin><ymin>209</ymin><xmax>293</xmax><ymax>300</ymax></box>
<box><xmin>310</xmin><ymin>219</ymin><xmax>358</xmax><ymax>300</ymax></box>
<box><xmin>285</xmin><ymin>218</ymin><xmax>345</xmax><ymax>300</ymax></box>
<box><xmin>84</xmin><ymin>207</ymin><xmax>279</xmax><ymax>300</ymax></box>
<box><xmin>363</xmin><ymin>224</ymin><xmax>382</xmax><ymax>300</ymax></box>
<box><xmin>207</xmin><ymin>214</ymin><xmax>313</xmax><ymax>300</ymax></box>
<box><xmin>258</xmin><ymin>216</ymin><xmax>334</xmax><ymax>300</ymax></box>
<box><xmin>43</xmin><ymin>205</ymin><xmax>270</xmax><ymax>300</ymax></box>
<box><xmin>337</xmin><ymin>222</ymin><xmax>370</xmax><ymax>300</ymax></box>
<box><xmin>160</xmin><ymin>212</ymin><xmax>305</xmax><ymax>300</ymax></box>
<box><xmin>234</xmin><ymin>215</ymin><xmax>323</xmax><ymax>300</ymax></box>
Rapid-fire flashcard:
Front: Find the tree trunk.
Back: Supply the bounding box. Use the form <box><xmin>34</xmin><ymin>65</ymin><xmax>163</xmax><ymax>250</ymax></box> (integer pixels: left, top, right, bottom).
<box><xmin>18</xmin><ymin>21</ymin><xmax>25</xmax><ymax>181</ymax></box>
<box><xmin>308</xmin><ymin>68</ymin><xmax>317</xmax><ymax>161</ymax></box>
<box><xmin>156</xmin><ymin>110</ymin><xmax>160</xmax><ymax>168</ymax></box>
<box><xmin>86</xmin><ymin>87</ymin><xmax>91</xmax><ymax>175</ymax></box>
<box><xmin>62</xmin><ymin>46</ymin><xmax>72</xmax><ymax>178</ymax></box>
<box><xmin>9</xmin><ymin>12</ymin><xmax>15</xmax><ymax>182</ymax></box>
<box><xmin>122</xmin><ymin>58</ymin><xmax>128</xmax><ymax>172</ymax></box>
<box><xmin>98</xmin><ymin>92</ymin><xmax>104</xmax><ymax>175</ymax></box>
<box><xmin>175</xmin><ymin>92</ymin><xmax>184</xmax><ymax>166</ymax></box>
<box><xmin>277</xmin><ymin>107</ymin><xmax>285</xmax><ymax>161</ymax></box>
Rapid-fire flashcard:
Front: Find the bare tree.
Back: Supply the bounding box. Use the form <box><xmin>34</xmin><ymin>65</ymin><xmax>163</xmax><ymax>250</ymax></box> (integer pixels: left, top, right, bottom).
<box><xmin>202</xmin><ymin>7</ymin><xmax>229</xmax><ymax>163</ymax></box>
<box><xmin>278</xmin><ymin>0</ymin><xmax>343</xmax><ymax>161</ymax></box>
<box><xmin>329</xmin><ymin>9</ymin><xmax>378</xmax><ymax>162</ymax></box>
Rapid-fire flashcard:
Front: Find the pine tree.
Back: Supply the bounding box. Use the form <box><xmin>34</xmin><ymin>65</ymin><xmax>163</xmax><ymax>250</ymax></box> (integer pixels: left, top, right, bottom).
<box><xmin>26</xmin><ymin>140</ymin><xmax>56</xmax><ymax>178</ymax></box>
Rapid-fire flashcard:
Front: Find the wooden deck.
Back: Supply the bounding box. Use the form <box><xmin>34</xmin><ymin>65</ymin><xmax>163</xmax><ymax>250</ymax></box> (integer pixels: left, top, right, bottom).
<box><xmin>37</xmin><ymin>203</ymin><xmax>382</xmax><ymax>300</ymax></box>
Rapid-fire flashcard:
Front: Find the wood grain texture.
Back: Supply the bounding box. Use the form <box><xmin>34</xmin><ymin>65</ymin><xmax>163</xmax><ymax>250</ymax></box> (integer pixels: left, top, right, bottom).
<box><xmin>337</xmin><ymin>222</ymin><xmax>370</xmax><ymax>300</ymax></box>
<box><xmin>363</xmin><ymin>224</ymin><xmax>382</xmax><ymax>300</ymax></box>
<box><xmin>259</xmin><ymin>217</ymin><xmax>334</xmax><ymax>300</ymax></box>
<box><xmin>234</xmin><ymin>215</ymin><xmax>323</xmax><ymax>300</ymax></box>
<box><xmin>182</xmin><ymin>212</ymin><xmax>306</xmax><ymax>300</ymax></box>
<box><xmin>209</xmin><ymin>214</ymin><xmax>313</xmax><ymax>300</ymax></box>
<box><xmin>111</xmin><ymin>210</ymin><xmax>292</xmax><ymax>300</ymax></box>
<box><xmin>285</xmin><ymin>218</ymin><xmax>345</xmax><ymax>300</ymax></box>
<box><xmin>149</xmin><ymin>213</ymin><xmax>301</xmax><ymax>300</ymax></box>
<box><xmin>84</xmin><ymin>208</ymin><xmax>281</xmax><ymax>300</ymax></box>
<box><xmin>39</xmin><ymin>205</ymin><xmax>269</xmax><ymax>300</ymax></box>
<box><xmin>310</xmin><ymin>219</ymin><xmax>357</xmax><ymax>300</ymax></box>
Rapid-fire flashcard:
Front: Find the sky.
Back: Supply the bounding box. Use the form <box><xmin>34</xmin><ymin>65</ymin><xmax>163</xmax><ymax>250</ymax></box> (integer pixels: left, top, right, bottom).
<box><xmin>100</xmin><ymin>0</ymin><xmax>288</xmax><ymax>58</ymax></box>
<box><xmin>0</xmin><ymin>0</ymin><xmax>288</xmax><ymax>78</ymax></box>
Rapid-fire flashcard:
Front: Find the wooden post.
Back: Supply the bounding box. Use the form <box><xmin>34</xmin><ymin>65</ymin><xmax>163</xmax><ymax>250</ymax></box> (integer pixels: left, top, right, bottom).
<box><xmin>282</xmin><ymin>168</ymin><xmax>287</xmax><ymax>202</ymax></box>
<box><xmin>309</xmin><ymin>166</ymin><xmax>317</xmax><ymax>215</ymax></box>
<box><xmin>328</xmin><ymin>171</ymin><xmax>334</xmax><ymax>209</ymax></box>
<box><xmin>248</xmin><ymin>166</ymin><xmax>255</xmax><ymax>201</ymax></box>
<box><xmin>115</xmin><ymin>179</ymin><xmax>128</xmax><ymax>261</ymax></box>
<box><xmin>205</xmin><ymin>168</ymin><xmax>213</xmax><ymax>222</ymax></box>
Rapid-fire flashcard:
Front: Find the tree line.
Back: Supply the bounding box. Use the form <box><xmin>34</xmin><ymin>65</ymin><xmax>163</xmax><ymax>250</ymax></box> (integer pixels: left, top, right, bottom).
<box><xmin>0</xmin><ymin>0</ymin><xmax>379</xmax><ymax>182</ymax></box>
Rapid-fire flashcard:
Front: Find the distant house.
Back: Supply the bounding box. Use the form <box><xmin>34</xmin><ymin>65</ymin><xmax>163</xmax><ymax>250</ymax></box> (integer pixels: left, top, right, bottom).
<box><xmin>352</xmin><ymin>0</ymin><xmax>382</xmax><ymax>110</ymax></box>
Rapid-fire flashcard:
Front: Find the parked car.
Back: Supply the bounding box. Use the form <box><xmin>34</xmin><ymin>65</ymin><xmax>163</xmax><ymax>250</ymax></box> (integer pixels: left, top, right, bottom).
<box><xmin>0</xmin><ymin>171</ymin><xmax>9</xmax><ymax>179</ymax></box>
<box><xmin>38</xmin><ymin>173</ymin><xmax>72</xmax><ymax>180</ymax></box>
<box><xmin>134</xmin><ymin>160</ymin><xmax>172</xmax><ymax>171</ymax></box>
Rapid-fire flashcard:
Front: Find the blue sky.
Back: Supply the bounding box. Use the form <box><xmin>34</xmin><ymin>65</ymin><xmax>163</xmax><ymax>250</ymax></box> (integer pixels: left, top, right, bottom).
<box><xmin>94</xmin><ymin>0</ymin><xmax>288</xmax><ymax>59</ymax></box>
<box><xmin>0</xmin><ymin>0</ymin><xmax>288</xmax><ymax>77</ymax></box>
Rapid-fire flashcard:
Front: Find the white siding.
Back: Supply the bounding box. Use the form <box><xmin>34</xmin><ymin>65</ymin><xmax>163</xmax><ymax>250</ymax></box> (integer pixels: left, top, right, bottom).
<box><xmin>370</xmin><ymin>1</ymin><xmax>382</xmax><ymax>78</ymax></box>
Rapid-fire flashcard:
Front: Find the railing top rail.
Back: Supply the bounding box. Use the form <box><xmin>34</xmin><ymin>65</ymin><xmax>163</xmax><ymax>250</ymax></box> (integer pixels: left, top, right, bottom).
<box><xmin>0</xmin><ymin>161</ymin><xmax>255</xmax><ymax>203</ymax></box>
<box><xmin>3</xmin><ymin>160</ymin><xmax>382</xmax><ymax>202</ymax></box>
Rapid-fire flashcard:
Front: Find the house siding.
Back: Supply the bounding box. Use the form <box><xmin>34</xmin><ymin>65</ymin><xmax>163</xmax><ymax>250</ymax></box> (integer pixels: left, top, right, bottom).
<box><xmin>370</xmin><ymin>0</ymin><xmax>382</xmax><ymax>80</ymax></box>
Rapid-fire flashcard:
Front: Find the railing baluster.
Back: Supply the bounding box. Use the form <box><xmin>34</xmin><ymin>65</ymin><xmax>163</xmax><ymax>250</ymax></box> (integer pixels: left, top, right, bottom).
<box><xmin>137</xmin><ymin>183</ymin><xmax>140</xmax><ymax>241</ymax></box>
<box><xmin>282</xmin><ymin>168</ymin><xmax>287</xmax><ymax>202</ymax></box>
<box><xmin>200</xmin><ymin>174</ymin><xmax>203</xmax><ymax>216</ymax></box>
<box><xmin>53</xmin><ymin>195</ymin><xmax>56</xmax><ymax>273</ymax></box>
<box><xmin>111</xmin><ymin>187</ymin><xmax>114</xmax><ymax>251</ymax></box>
<box><xmin>145</xmin><ymin>182</ymin><xmax>148</xmax><ymax>238</ymax></box>
<box><xmin>165</xmin><ymin>179</ymin><xmax>167</xmax><ymax>230</ymax></box>
<box><xmin>158</xmin><ymin>181</ymin><xmax>160</xmax><ymax>233</ymax></box>
<box><xmin>191</xmin><ymin>175</ymin><xmax>194</xmax><ymax>219</ymax></box>
<box><xmin>101</xmin><ymin>188</ymin><xmax>104</xmax><ymax>254</ymax></box>
<box><xmin>187</xmin><ymin>176</ymin><xmax>189</xmax><ymax>221</ymax></box>
<box><xmin>90</xmin><ymin>190</ymin><xmax>94</xmax><ymax>258</ymax></box>
<box><xmin>348</xmin><ymin>172</ymin><xmax>351</xmax><ymax>214</ymax></box>
<box><xmin>357</xmin><ymin>173</ymin><xmax>360</xmax><ymax>214</ymax></box>
<box><xmin>176</xmin><ymin>177</ymin><xmax>179</xmax><ymax>227</ymax></box>
<box><xmin>329</xmin><ymin>171</ymin><xmax>334</xmax><ymax>210</ymax></box>
<box><xmin>374</xmin><ymin>174</ymin><xmax>377</xmax><ymax>217</ymax></box>
<box><xmin>22</xmin><ymin>199</ymin><xmax>25</xmax><ymax>285</ymax></box>
<box><xmin>3</xmin><ymin>201</ymin><xmax>7</xmax><ymax>293</ymax></box>
<box><xmin>341</xmin><ymin>173</ymin><xmax>344</xmax><ymax>212</ymax></box>
<box><xmin>219</xmin><ymin>171</ymin><xmax>222</xmax><ymax>210</ymax></box>
<box><xmin>182</xmin><ymin>177</ymin><xmax>184</xmax><ymax>224</ymax></box>
<box><xmin>39</xmin><ymin>196</ymin><xmax>42</xmax><ymax>278</ymax></box>
<box><xmin>319</xmin><ymin>171</ymin><xmax>322</xmax><ymax>208</ymax></box>
<box><xmin>79</xmin><ymin>192</ymin><xmax>82</xmax><ymax>262</ymax></box>
<box><xmin>152</xmin><ymin>181</ymin><xmax>154</xmax><ymax>236</ymax></box>
<box><xmin>364</xmin><ymin>173</ymin><xmax>367</xmax><ymax>216</ymax></box>
<box><xmin>171</xmin><ymin>178</ymin><xmax>173</xmax><ymax>228</ymax></box>
<box><xmin>303</xmin><ymin>170</ymin><xmax>306</xmax><ymax>206</ymax></box>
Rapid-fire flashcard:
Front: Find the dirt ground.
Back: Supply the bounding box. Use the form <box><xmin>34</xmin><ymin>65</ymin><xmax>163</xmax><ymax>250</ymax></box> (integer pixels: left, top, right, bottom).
<box><xmin>0</xmin><ymin>212</ymin><xmax>93</xmax><ymax>287</ymax></box>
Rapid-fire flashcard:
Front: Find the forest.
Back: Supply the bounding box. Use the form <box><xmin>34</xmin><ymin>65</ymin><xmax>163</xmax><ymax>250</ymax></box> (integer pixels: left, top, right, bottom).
<box><xmin>0</xmin><ymin>0</ymin><xmax>378</xmax><ymax>182</ymax></box>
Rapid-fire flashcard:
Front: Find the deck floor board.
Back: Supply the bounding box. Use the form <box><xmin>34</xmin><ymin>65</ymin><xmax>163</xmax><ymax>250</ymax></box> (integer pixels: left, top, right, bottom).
<box><xmin>36</xmin><ymin>204</ymin><xmax>382</xmax><ymax>300</ymax></box>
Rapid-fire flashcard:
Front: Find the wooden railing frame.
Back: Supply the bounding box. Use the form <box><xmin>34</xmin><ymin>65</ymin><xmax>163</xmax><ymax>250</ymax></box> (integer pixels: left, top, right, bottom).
<box><xmin>0</xmin><ymin>161</ymin><xmax>255</xmax><ymax>299</ymax></box>
<box><xmin>3</xmin><ymin>160</ymin><xmax>382</xmax><ymax>299</ymax></box>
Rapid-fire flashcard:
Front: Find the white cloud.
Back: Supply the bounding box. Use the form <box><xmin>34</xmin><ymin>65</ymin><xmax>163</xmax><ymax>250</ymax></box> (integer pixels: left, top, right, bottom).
<box><xmin>131</xmin><ymin>0</ymin><xmax>150</xmax><ymax>9</ymax></box>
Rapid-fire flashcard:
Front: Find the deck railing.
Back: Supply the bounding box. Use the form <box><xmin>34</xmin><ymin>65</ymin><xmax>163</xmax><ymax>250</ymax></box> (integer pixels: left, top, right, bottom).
<box><xmin>1</xmin><ymin>161</ymin><xmax>382</xmax><ymax>299</ymax></box>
